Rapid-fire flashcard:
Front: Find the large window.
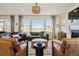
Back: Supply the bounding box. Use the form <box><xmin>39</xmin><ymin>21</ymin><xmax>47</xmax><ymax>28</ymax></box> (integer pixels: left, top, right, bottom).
<box><xmin>46</xmin><ymin>19</ymin><xmax>53</xmax><ymax>39</ymax></box>
<box><xmin>32</xmin><ymin>19</ymin><xmax>44</xmax><ymax>32</ymax></box>
<box><xmin>5</xmin><ymin>19</ymin><xmax>11</xmax><ymax>32</ymax></box>
<box><xmin>0</xmin><ymin>19</ymin><xmax>11</xmax><ymax>32</ymax></box>
<box><xmin>0</xmin><ymin>20</ymin><xmax>4</xmax><ymax>31</ymax></box>
<box><xmin>21</xmin><ymin>18</ymin><xmax>30</xmax><ymax>32</ymax></box>
<box><xmin>46</xmin><ymin>19</ymin><xmax>52</xmax><ymax>32</ymax></box>
<box><xmin>21</xmin><ymin>16</ymin><xmax>53</xmax><ymax>39</ymax></box>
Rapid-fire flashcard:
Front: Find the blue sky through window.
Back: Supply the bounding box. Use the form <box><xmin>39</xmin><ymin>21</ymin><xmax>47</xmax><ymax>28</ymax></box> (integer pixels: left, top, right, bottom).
<box><xmin>32</xmin><ymin>19</ymin><xmax>44</xmax><ymax>28</ymax></box>
<box><xmin>23</xmin><ymin>19</ymin><xmax>30</xmax><ymax>26</ymax></box>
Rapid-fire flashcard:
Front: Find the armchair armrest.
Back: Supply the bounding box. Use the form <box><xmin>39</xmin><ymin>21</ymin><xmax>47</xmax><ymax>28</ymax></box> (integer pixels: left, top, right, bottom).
<box><xmin>15</xmin><ymin>47</ymin><xmax>28</xmax><ymax>56</ymax></box>
<box><xmin>15</xmin><ymin>40</ymin><xmax>28</xmax><ymax>56</ymax></box>
<box><xmin>53</xmin><ymin>47</ymin><xmax>64</xmax><ymax>56</ymax></box>
<box><xmin>54</xmin><ymin>41</ymin><xmax>70</xmax><ymax>49</ymax></box>
<box><xmin>52</xmin><ymin>41</ymin><xmax>70</xmax><ymax>56</ymax></box>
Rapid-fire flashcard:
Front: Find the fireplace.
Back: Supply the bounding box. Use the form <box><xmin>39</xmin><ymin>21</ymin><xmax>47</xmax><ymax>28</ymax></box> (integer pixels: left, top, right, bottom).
<box><xmin>71</xmin><ymin>30</ymin><xmax>79</xmax><ymax>38</ymax></box>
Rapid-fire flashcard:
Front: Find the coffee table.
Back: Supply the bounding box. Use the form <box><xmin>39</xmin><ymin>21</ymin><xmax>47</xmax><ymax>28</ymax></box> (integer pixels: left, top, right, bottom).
<box><xmin>31</xmin><ymin>38</ymin><xmax>48</xmax><ymax>48</ymax></box>
<box><xmin>33</xmin><ymin>43</ymin><xmax>45</xmax><ymax>56</ymax></box>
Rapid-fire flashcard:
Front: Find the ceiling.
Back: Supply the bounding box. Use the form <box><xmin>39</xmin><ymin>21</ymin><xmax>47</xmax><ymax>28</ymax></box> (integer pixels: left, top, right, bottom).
<box><xmin>0</xmin><ymin>3</ymin><xmax>76</xmax><ymax>15</ymax></box>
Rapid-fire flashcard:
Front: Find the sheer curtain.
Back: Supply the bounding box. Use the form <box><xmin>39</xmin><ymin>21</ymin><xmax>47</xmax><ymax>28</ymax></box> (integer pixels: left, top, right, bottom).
<box><xmin>0</xmin><ymin>16</ymin><xmax>11</xmax><ymax>32</ymax></box>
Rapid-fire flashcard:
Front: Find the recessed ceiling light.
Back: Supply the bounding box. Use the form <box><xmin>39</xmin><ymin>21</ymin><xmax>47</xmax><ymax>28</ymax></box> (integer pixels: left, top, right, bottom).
<box><xmin>73</xmin><ymin>10</ymin><xmax>77</xmax><ymax>12</ymax></box>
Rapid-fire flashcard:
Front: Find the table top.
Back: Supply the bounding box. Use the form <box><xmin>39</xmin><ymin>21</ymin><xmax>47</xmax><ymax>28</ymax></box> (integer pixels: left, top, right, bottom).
<box><xmin>34</xmin><ymin>43</ymin><xmax>45</xmax><ymax>47</ymax></box>
<box><xmin>32</xmin><ymin>38</ymin><xmax>47</xmax><ymax>42</ymax></box>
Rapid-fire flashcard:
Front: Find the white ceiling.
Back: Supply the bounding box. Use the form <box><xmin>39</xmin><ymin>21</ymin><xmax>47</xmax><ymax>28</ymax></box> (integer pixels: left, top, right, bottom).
<box><xmin>0</xmin><ymin>3</ymin><xmax>76</xmax><ymax>15</ymax></box>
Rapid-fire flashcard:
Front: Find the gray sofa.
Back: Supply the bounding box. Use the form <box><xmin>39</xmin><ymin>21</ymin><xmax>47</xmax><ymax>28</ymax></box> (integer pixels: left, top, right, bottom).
<box><xmin>26</xmin><ymin>31</ymin><xmax>49</xmax><ymax>41</ymax></box>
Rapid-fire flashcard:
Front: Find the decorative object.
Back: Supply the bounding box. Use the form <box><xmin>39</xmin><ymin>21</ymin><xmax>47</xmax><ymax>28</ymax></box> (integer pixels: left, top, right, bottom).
<box><xmin>16</xmin><ymin>23</ymin><xmax>18</xmax><ymax>25</ymax></box>
<box><xmin>32</xmin><ymin>3</ymin><xmax>40</xmax><ymax>14</ymax></box>
<box><xmin>58</xmin><ymin>31</ymin><xmax>66</xmax><ymax>41</ymax></box>
<box><xmin>37</xmin><ymin>41</ymin><xmax>42</xmax><ymax>46</ymax></box>
<box><xmin>56</xmin><ymin>24</ymin><xmax>60</xmax><ymax>28</ymax></box>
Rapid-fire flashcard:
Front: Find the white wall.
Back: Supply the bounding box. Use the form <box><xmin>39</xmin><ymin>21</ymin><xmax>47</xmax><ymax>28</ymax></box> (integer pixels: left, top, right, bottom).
<box><xmin>59</xmin><ymin>4</ymin><xmax>79</xmax><ymax>38</ymax></box>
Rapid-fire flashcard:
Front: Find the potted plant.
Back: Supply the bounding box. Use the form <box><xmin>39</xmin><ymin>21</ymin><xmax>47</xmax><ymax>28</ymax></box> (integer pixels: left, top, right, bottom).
<box><xmin>58</xmin><ymin>31</ymin><xmax>66</xmax><ymax>41</ymax></box>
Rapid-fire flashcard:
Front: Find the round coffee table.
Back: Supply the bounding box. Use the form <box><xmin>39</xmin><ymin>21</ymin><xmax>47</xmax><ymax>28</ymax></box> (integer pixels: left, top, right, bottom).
<box><xmin>32</xmin><ymin>38</ymin><xmax>47</xmax><ymax>41</ymax></box>
<box><xmin>33</xmin><ymin>43</ymin><xmax>45</xmax><ymax>56</ymax></box>
<box><xmin>34</xmin><ymin>43</ymin><xmax>45</xmax><ymax>47</ymax></box>
<box><xmin>32</xmin><ymin>38</ymin><xmax>48</xmax><ymax>48</ymax></box>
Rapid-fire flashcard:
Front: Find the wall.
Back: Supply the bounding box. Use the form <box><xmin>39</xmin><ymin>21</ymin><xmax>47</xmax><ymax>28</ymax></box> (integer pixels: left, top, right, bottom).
<box><xmin>59</xmin><ymin>4</ymin><xmax>79</xmax><ymax>38</ymax></box>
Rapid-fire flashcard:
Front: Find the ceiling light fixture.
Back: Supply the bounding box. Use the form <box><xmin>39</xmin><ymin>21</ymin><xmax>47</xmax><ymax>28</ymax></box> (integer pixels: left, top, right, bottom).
<box><xmin>32</xmin><ymin>3</ymin><xmax>40</xmax><ymax>14</ymax></box>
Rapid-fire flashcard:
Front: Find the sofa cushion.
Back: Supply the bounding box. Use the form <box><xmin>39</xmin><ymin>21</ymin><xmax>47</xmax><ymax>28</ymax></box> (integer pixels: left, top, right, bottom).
<box><xmin>30</xmin><ymin>32</ymin><xmax>40</xmax><ymax>36</ymax></box>
<box><xmin>30</xmin><ymin>31</ymin><xmax>44</xmax><ymax>36</ymax></box>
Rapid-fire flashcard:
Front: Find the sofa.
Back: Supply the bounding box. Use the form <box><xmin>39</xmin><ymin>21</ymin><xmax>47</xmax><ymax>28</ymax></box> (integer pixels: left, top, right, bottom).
<box><xmin>26</xmin><ymin>31</ymin><xmax>49</xmax><ymax>41</ymax></box>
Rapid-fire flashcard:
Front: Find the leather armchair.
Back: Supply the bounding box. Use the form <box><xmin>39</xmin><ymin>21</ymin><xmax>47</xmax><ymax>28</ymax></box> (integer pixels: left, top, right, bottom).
<box><xmin>52</xmin><ymin>38</ymin><xmax>79</xmax><ymax>56</ymax></box>
<box><xmin>62</xmin><ymin>38</ymin><xmax>79</xmax><ymax>56</ymax></box>
<box><xmin>52</xmin><ymin>41</ymin><xmax>64</xmax><ymax>56</ymax></box>
<box><xmin>52</xmin><ymin>40</ymin><xmax>69</xmax><ymax>56</ymax></box>
<box><xmin>0</xmin><ymin>38</ymin><xmax>28</xmax><ymax>56</ymax></box>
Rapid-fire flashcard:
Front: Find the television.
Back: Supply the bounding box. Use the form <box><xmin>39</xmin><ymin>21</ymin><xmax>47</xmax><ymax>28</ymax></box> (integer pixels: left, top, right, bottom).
<box><xmin>68</xmin><ymin>7</ymin><xmax>79</xmax><ymax>20</ymax></box>
<box><xmin>71</xmin><ymin>30</ymin><xmax>79</xmax><ymax>38</ymax></box>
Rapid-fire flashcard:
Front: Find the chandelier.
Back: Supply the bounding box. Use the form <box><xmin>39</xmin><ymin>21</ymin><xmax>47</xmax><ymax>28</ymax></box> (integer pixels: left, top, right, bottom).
<box><xmin>32</xmin><ymin>3</ymin><xmax>40</xmax><ymax>14</ymax></box>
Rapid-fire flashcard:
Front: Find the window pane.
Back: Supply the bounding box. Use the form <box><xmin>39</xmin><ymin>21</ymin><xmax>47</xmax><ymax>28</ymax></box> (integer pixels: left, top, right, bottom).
<box><xmin>32</xmin><ymin>19</ymin><xmax>44</xmax><ymax>32</ymax></box>
<box><xmin>46</xmin><ymin>19</ymin><xmax>53</xmax><ymax>39</ymax></box>
<box><xmin>5</xmin><ymin>19</ymin><xmax>11</xmax><ymax>32</ymax></box>
<box><xmin>0</xmin><ymin>20</ymin><xmax>4</xmax><ymax>31</ymax></box>
<box><xmin>21</xmin><ymin>19</ymin><xmax>30</xmax><ymax>32</ymax></box>
<box><xmin>46</xmin><ymin>19</ymin><xmax>52</xmax><ymax>32</ymax></box>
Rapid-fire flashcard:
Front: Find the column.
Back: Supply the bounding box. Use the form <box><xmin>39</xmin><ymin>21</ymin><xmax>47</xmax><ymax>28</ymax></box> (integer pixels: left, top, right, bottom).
<box><xmin>55</xmin><ymin>16</ymin><xmax>61</xmax><ymax>39</ymax></box>
<box><xmin>14</xmin><ymin>15</ymin><xmax>19</xmax><ymax>32</ymax></box>
<box><xmin>10</xmin><ymin>15</ymin><xmax>14</xmax><ymax>32</ymax></box>
<box><xmin>52</xmin><ymin>16</ymin><xmax>56</xmax><ymax>39</ymax></box>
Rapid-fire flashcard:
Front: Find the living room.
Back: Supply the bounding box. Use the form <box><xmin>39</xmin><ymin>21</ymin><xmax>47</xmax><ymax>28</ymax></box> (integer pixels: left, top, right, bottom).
<box><xmin>0</xmin><ymin>3</ymin><xmax>79</xmax><ymax>56</ymax></box>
